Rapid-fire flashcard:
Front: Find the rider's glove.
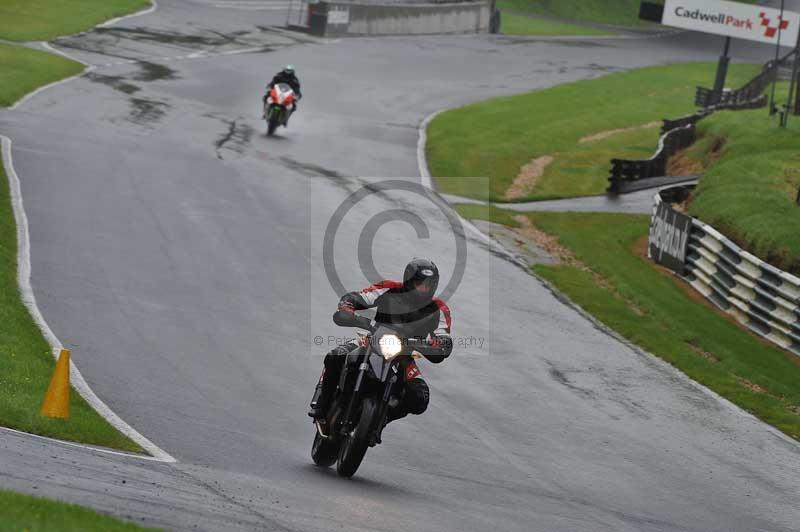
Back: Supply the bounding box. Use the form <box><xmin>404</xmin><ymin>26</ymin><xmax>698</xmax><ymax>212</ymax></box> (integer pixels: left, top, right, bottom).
<box><xmin>338</xmin><ymin>301</ymin><xmax>356</xmax><ymax>316</ymax></box>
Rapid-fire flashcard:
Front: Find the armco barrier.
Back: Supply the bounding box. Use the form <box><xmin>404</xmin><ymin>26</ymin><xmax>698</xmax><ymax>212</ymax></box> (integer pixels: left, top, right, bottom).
<box><xmin>609</xmin><ymin>95</ymin><xmax>767</xmax><ymax>194</ymax></box>
<box><xmin>661</xmin><ymin>109</ymin><xmax>711</xmax><ymax>135</ymax></box>
<box><xmin>651</xmin><ymin>189</ymin><xmax>800</xmax><ymax>356</ymax></box>
<box><xmin>695</xmin><ymin>49</ymin><xmax>796</xmax><ymax>108</ymax></box>
<box><xmin>608</xmin><ymin>125</ymin><xmax>695</xmax><ymax>194</ymax></box>
<box><xmin>297</xmin><ymin>0</ymin><xmax>490</xmax><ymax>36</ymax></box>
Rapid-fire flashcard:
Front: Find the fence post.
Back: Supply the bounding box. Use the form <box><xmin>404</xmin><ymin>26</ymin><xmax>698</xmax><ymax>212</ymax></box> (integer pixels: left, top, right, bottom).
<box><xmin>713</xmin><ymin>37</ymin><xmax>732</xmax><ymax>100</ymax></box>
<box><xmin>769</xmin><ymin>0</ymin><xmax>787</xmax><ymax>115</ymax></box>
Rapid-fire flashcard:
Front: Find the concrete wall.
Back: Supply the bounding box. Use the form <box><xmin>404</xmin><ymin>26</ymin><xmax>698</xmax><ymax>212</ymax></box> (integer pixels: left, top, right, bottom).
<box><xmin>309</xmin><ymin>1</ymin><xmax>490</xmax><ymax>36</ymax></box>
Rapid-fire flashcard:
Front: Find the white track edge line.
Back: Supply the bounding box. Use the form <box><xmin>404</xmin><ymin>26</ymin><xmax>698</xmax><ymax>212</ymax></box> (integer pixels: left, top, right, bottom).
<box><xmin>417</xmin><ymin>109</ymin><xmax>525</xmax><ymax>262</ymax></box>
<box><xmin>99</xmin><ymin>0</ymin><xmax>159</xmax><ymax>28</ymax></box>
<box><xmin>1</xmin><ymin>136</ymin><xmax>176</xmax><ymax>463</ymax></box>
<box><xmin>415</xmin><ymin>109</ymin><xmax>800</xmax><ymax>450</ymax></box>
<box><xmin>11</xmin><ymin>0</ymin><xmax>160</xmax><ymax>111</ymax></box>
<box><xmin>0</xmin><ymin>426</ymin><xmax>169</xmax><ymax>462</ymax></box>
<box><xmin>9</xmin><ymin>43</ymin><xmax>94</xmax><ymax>111</ymax></box>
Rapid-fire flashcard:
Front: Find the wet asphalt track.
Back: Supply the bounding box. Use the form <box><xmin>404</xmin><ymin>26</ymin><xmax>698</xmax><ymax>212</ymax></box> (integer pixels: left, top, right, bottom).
<box><xmin>1</xmin><ymin>1</ymin><xmax>800</xmax><ymax>530</ymax></box>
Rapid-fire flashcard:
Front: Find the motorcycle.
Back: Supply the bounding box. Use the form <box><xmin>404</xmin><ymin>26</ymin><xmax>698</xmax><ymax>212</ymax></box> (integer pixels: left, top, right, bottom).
<box><xmin>263</xmin><ymin>82</ymin><xmax>296</xmax><ymax>136</ymax></box>
<box><xmin>311</xmin><ymin>311</ymin><xmax>444</xmax><ymax>478</ymax></box>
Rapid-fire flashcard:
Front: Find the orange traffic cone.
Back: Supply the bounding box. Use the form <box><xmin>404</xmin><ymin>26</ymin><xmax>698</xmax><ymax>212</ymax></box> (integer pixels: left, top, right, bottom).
<box><xmin>40</xmin><ymin>348</ymin><xmax>71</xmax><ymax>419</ymax></box>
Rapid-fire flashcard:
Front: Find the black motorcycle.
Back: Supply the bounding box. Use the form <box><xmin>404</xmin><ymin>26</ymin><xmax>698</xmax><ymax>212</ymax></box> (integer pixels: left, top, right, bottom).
<box><xmin>311</xmin><ymin>311</ymin><xmax>443</xmax><ymax>478</ymax></box>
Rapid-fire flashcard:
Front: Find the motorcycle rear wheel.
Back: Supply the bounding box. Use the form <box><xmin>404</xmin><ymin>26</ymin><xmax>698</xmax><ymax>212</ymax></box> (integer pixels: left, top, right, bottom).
<box><xmin>336</xmin><ymin>396</ymin><xmax>377</xmax><ymax>478</ymax></box>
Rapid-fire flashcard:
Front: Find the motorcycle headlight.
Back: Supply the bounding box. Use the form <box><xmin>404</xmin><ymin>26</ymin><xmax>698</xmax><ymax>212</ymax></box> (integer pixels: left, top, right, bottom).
<box><xmin>378</xmin><ymin>334</ymin><xmax>403</xmax><ymax>360</ymax></box>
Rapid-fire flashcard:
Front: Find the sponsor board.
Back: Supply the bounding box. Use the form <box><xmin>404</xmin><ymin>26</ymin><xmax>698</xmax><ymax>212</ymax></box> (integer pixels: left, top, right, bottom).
<box><xmin>327</xmin><ymin>6</ymin><xmax>350</xmax><ymax>25</ymax></box>
<box><xmin>662</xmin><ymin>0</ymin><xmax>800</xmax><ymax>45</ymax></box>
<box><xmin>649</xmin><ymin>202</ymin><xmax>692</xmax><ymax>274</ymax></box>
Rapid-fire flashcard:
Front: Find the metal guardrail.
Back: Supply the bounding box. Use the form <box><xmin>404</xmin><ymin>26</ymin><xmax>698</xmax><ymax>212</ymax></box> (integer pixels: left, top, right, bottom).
<box><xmin>609</xmin><ymin>96</ymin><xmax>768</xmax><ymax>194</ymax></box>
<box><xmin>696</xmin><ymin>82</ymin><xmax>773</xmax><ymax>109</ymax></box>
<box><xmin>661</xmin><ymin>110</ymin><xmax>711</xmax><ymax>135</ymax></box>
<box><xmin>608</xmin><ymin>125</ymin><xmax>695</xmax><ymax>194</ymax></box>
<box><xmin>695</xmin><ymin>49</ymin><xmax>796</xmax><ymax>108</ymax></box>
<box><xmin>652</xmin><ymin>191</ymin><xmax>800</xmax><ymax>356</ymax></box>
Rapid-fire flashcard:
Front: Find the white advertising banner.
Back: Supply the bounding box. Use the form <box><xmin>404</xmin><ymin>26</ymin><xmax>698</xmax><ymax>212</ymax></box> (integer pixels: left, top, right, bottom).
<box><xmin>662</xmin><ymin>0</ymin><xmax>800</xmax><ymax>45</ymax></box>
<box><xmin>327</xmin><ymin>6</ymin><xmax>350</xmax><ymax>25</ymax></box>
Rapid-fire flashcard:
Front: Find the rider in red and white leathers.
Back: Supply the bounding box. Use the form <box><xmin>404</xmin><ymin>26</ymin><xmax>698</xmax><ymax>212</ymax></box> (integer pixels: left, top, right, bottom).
<box><xmin>308</xmin><ymin>258</ymin><xmax>453</xmax><ymax>422</ymax></box>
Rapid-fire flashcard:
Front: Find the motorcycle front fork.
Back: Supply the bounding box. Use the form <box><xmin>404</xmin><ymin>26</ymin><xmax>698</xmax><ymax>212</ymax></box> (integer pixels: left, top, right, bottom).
<box><xmin>340</xmin><ymin>363</ymin><xmax>367</xmax><ymax>433</ymax></box>
<box><xmin>336</xmin><ymin>356</ymin><xmax>399</xmax><ymax>442</ymax></box>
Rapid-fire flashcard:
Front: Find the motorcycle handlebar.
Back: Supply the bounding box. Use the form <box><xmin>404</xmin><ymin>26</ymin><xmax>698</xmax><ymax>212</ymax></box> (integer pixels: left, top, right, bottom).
<box><xmin>331</xmin><ymin>312</ymin><xmax>444</xmax><ymax>356</ymax></box>
<box><xmin>411</xmin><ymin>344</ymin><xmax>445</xmax><ymax>359</ymax></box>
<box><xmin>332</xmin><ymin>310</ymin><xmax>375</xmax><ymax>332</ymax></box>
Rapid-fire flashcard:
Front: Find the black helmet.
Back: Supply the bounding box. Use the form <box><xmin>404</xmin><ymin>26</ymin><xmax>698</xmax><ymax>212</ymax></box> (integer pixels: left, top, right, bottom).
<box><xmin>403</xmin><ymin>258</ymin><xmax>439</xmax><ymax>303</ymax></box>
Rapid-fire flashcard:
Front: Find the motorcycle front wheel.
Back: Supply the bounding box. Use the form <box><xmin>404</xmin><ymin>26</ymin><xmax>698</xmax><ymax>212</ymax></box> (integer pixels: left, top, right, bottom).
<box><xmin>266</xmin><ymin>106</ymin><xmax>282</xmax><ymax>136</ymax></box>
<box><xmin>267</xmin><ymin>115</ymin><xmax>280</xmax><ymax>136</ymax></box>
<box><xmin>311</xmin><ymin>426</ymin><xmax>339</xmax><ymax>467</ymax></box>
<box><xmin>336</xmin><ymin>396</ymin><xmax>377</xmax><ymax>478</ymax></box>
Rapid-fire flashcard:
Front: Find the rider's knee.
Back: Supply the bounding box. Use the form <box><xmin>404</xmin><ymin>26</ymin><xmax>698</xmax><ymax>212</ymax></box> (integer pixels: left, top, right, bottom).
<box><xmin>404</xmin><ymin>379</ymin><xmax>430</xmax><ymax>415</ymax></box>
<box><xmin>323</xmin><ymin>343</ymin><xmax>353</xmax><ymax>369</ymax></box>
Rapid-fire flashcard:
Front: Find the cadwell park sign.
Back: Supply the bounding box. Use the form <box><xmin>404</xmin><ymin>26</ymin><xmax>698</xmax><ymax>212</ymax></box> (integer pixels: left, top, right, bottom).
<box><xmin>661</xmin><ymin>0</ymin><xmax>800</xmax><ymax>45</ymax></box>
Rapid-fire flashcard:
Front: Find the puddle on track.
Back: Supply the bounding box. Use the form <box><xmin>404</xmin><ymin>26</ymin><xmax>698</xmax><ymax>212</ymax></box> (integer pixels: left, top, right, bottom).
<box><xmin>93</xmin><ymin>26</ymin><xmax>250</xmax><ymax>47</ymax></box>
<box><xmin>85</xmin><ymin>73</ymin><xmax>141</xmax><ymax>94</ymax></box>
<box><xmin>128</xmin><ymin>98</ymin><xmax>169</xmax><ymax>126</ymax></box>
<box><xmin>133</xmin><ymin>61</ymin><xmax>179</xmax><ymax>81</ymax></box>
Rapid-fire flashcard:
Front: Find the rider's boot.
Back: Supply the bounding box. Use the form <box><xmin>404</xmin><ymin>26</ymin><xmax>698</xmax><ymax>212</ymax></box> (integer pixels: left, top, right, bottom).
<box><xmin>308</xmin><ymin>376</ymin><xmax>335</xmax><ymax>420</ymax></box>
<box><xmin>308</xmin><ymin>382</ymin><xmax>326</xmax><ymax>419</ymax></box>
<box><xmin>375</xmin><ymin>397</ymin><xmax>404</xmax><ymax>444</ymax></box>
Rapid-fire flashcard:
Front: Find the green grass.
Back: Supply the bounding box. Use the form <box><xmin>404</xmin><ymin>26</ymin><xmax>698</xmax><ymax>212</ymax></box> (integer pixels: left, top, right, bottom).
<box><xmin>0</xmin><ymin>489</ymin><xmax>161</xmax><ymax>531</ymax></box>
<box><xmin>457</xmin><ymin>206</ymin><xmax>800</xmax><ymax>439</ymax></box>
<box><xmin>428</xmin><ymin>63</ymin><xmax>760</xmax><ymax>201</ymax></box>
<box><xmin>497</xmin><ymin>0</ymin><xmax>651</xmax><ymax>26</ymax></box>
<box><xmin>0</xmin><ymin>0</ymin><xmax>151</xmax><ymax>42</ymax></box>
<box><xmin>0</xmin><ymin>43</ymin><xmax>84</xmax><ymax>108</ymax></box>
<box><xmin>451</xmin><ymin>203</ymin><xmax>522</xmax><ymax>227</ymax></box>
<box><xmin>0</xmin><ymin>162</ymin><xmax>142</xmax><ymax>452</ymax></box>
<box><xmin>680</xmin><ymin>90</ymin><xmax>800</xmax><ymax>274</ymax></box>
<box><xmin>501</xmin><ymin>12</ymin><xmax>613</xmax><ymax>36</ymax></box>
<box><xmin>496</xmin><ymin>0</ymin><xmax>756</xmax><ymax>26</ymax></box>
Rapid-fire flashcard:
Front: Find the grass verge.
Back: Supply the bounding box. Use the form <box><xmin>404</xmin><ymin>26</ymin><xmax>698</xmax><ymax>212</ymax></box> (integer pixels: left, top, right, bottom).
<box><xmin>0</xmin><ymin>43</ymin><xmax>84</xmax><ymax>108</ymax></box>
<box><xmin>0</xmin><ymin>0</ymin><xmax>151</xmax><ymax>42</ymax></box>
<box><xmin>1</xmin><ymin>489</ymin><xmax>161</xmax><ymax>531</ymax></box>
<box><xmin>457</xmin><ymin>205</ymin><xmax>800</xmax><ymax>439</ymax></box>
<box><xmin>0</xmin><ymin>0</ymin><xmax>155</xmax><ymax>452</ymax></box>
<box><xmin>427</xmin><ymin>63</ymin><xmax>759</xmax><ymax>202</ymax></box>
<box><xmin>497</xmin><ymin>0</ymin><xmax>649</xmax><ymax>26</ymax></box>
<box><xmin>0</xmin><ymin>160</ymin><xmax>141</xmax><ymax>452</ymax></box>
<box><xmin>501</xmin><ymin>12</ymin><xmax>613</xmax><ymax>36</ymax></box>
<box><xmin>676</xmin><ymin>91</ymin><xmax>800</xmax><ymax>274</ymax></box>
